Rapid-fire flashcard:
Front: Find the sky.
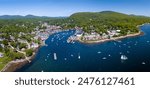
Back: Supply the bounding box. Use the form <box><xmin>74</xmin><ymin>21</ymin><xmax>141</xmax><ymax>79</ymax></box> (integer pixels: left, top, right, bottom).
<box><xmin>0</xmin><ymin>0</ymin><xmax>149</xmax><ymax>17</ymax></box>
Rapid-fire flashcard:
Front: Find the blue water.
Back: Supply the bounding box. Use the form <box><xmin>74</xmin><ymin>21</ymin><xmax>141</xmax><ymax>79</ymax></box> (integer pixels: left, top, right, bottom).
<box><xmin>18</xmin><ymin>24</ymin><xmax>150</xmax><ymax>72</ymax></box>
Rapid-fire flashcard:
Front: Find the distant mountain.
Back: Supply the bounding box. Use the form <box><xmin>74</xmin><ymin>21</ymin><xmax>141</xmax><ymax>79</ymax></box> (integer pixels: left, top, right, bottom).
<box><xmin>0</xmin><ymin>15</ymin><xmax>50</xmax><ymax>19</ymax></box>
<box><xmin>0</xmin><ymin>15</ymin><xmax>23</xmax><ymax>19</ymax></box>
<box><xmin>25</xmin><ymin>15</ymin><xmax>39</xmax><ymax>18</ymax></box>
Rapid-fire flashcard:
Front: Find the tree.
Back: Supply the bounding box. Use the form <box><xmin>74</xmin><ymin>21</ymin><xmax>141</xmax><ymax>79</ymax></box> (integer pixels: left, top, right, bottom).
<box><xmin>19</xmin><ymin>43</ymin><xmax>27</xmax><ymax>50</ymax></box>
<box><xmin>10</xmin><ymin>41</ymin><xmax>17</xmax><ymax>48</ymax></box>
<box><xmin>2</xmin><ymin>40</ymin><xmax>8</xmax><ymax>46</ymax></box>
<box><xmin>25</xmin><ymin>49</ymin><xmax>34</xmax><ymax>57</ymax></box>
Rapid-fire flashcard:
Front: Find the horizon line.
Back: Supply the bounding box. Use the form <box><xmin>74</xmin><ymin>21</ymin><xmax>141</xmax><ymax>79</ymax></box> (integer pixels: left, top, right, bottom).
<box><xmin>0</xmin><ymin>11</ymin><xmax>149</xmax><ymax>17</ymax></box>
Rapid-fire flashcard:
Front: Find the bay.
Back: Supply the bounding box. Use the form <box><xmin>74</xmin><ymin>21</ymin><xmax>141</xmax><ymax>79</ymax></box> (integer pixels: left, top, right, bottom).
<box><xmin>17</xmin><ymin>24</ymin><xmax>150</xmax><ymax>72</ymax></box>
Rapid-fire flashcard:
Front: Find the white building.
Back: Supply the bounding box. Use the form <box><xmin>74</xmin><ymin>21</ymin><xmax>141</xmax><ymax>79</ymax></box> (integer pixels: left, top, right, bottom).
<box><xmin>31</xmin><ymin>42</ymin><xmax>39</xmax><ymax>48</ymax></box>
<box><xmin>0</xmin><ymin>52</ymin><xmax>4</xmax><ymax>58</ymax></box>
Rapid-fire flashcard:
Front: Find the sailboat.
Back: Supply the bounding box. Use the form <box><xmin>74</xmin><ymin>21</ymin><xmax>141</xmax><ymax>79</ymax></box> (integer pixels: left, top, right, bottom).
<box><xmin>71</xmin><ymin>54</ymin><xmax>74</xmax><ymax>57</ymax></box>
<box><xmin>97</xmin><ymin>51</ymin><xmax>101</xmax><ymax>54</ymax></box>
<box><xmin>54</xmin><ymin>53</ymin><xmax>57</xmax><ymax>60</ymax></box>
<box><xmin>64</xmin><ymin>58</ymin><xmax>67</xmax><ymax>60</ymax></box>
<box><xmin>121</xmin><ymin>55</ymin><xmax>128</xmax><ymax>60</ymax></box>
<box><xmin>142</xmin><ymin>62</ymin><xmax>146</xmax><ymax>65</ymax></box>
<box><xmin>45</xmin><ymin>59</ymin><xmax>47</xmax><ymax>61</ymax></box>
<box><xmin>78</xmin><ymin>53</ymin><xmax>80</xmax><ymax>59</ymax></box>
<box><xmin>102</xmin><ymin>57</ymin><xmax>107</xmax><ymax>60</ymax></box>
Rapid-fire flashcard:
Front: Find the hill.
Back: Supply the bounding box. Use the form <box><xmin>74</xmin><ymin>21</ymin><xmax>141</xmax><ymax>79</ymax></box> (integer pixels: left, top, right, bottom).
<box><xmin>69</xmin><ymin>11</ymin><xmax>150</xmax><ymax>34</ymax></box>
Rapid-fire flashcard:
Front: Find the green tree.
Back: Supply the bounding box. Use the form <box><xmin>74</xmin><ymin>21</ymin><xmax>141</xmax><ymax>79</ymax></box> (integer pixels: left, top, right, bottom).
<box><xmin>25</xmin><ymin>49</ymin><xmax>34</xmax><ymax>57</ymax></box>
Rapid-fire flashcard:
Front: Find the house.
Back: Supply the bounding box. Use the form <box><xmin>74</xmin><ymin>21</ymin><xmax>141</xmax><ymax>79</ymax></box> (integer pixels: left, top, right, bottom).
<box><xmin>0</xmin><ymin>44</ymin><xmax>4</xmax><ymax>48</ymax></box>
<box><xmin>17</xmin><ymin>39</ymin><xmax>27</xmax><ymax>43</ymax></box>
<box><xmin>0</xmin><ymin>52</ymin><xmax>4</xmax><ymax>58</ymax></box>
<box><xmin>31</xmin><ymin>42</ymin><xmax>39</xmax><ymax>48</ymax></box>
<box><xmin>0</xmin><ymin>38</ymin><xmax>4</xmax><ymax>41</ymax></box>
<box><xmin>10</xmin><ymin>35</ymin><xmax>15</xmax><ymax>40</ymax></box>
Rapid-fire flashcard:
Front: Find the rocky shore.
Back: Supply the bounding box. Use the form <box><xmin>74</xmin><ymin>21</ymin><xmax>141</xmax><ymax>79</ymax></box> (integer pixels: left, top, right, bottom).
<box><xmin>1</xmin><ymin>47</ymin><xmax>39</xmax><ymax>72</ymax></box>
<box><xmin>0</xmin><ymin>29</ymin><xmax>61</xmax><ymax>72</ymax></box>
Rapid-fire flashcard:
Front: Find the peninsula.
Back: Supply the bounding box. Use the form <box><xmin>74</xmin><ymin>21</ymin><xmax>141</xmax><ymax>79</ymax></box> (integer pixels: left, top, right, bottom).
<box><xmin>67</xmin><ymin>11</ymin><xmax>150</xmax><ymax>43</ymax></box>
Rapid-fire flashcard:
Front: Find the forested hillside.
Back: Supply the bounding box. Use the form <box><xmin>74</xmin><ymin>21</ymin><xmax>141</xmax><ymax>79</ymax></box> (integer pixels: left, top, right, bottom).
<box><xmin>69</xmin><ymin>11</ymin><xmax>150</xmax><ymax>35</ymax></box>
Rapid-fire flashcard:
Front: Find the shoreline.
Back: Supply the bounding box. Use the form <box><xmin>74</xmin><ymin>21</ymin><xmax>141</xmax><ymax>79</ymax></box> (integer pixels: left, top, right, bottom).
<box><xmin>0</xmin><ymin>25</ymin><xmax>146</xmax><ymax>72</ymax></box>
<box><xmin>0</xmin><ymin>29</ymin><xmax>61</xmax><ymax>72</ymax></box>
<box><xmin>78</xmin><ymin>31</ymin><xmax>143</xmax><ymax>44</ymax></box>
<box><xmin>0</xmin><ymin>30</ymin><xmax>60</xmax><ymax>72</ymax></box>
<box><xmin>77</xmin><ymin>23</ymin><xmax>148</xmax><ymax>44</ymax></box>
<box><xmin>0</xmin><ymin>46</ymin><xmax>40</xmax><ymax>72</ymax></box>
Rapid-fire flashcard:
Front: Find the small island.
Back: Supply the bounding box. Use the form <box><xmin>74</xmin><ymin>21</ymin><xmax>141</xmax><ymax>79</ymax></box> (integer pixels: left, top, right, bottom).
<box><xmin>0</xmin><ymin>11</ymin><xmax>150</xmax><ymax>71</ymax></box>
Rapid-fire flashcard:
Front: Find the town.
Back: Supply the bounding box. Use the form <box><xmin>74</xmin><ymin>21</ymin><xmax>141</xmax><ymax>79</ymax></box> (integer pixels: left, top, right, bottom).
<box><xmin>0</xmin><ymin>21</ymin><xmax>62</xmax><ymax>70</ymax></box>
<box><xmin>67</xmin><ymin>28</ymin><xmax>121</xmax><ymax>43</ymax></box>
